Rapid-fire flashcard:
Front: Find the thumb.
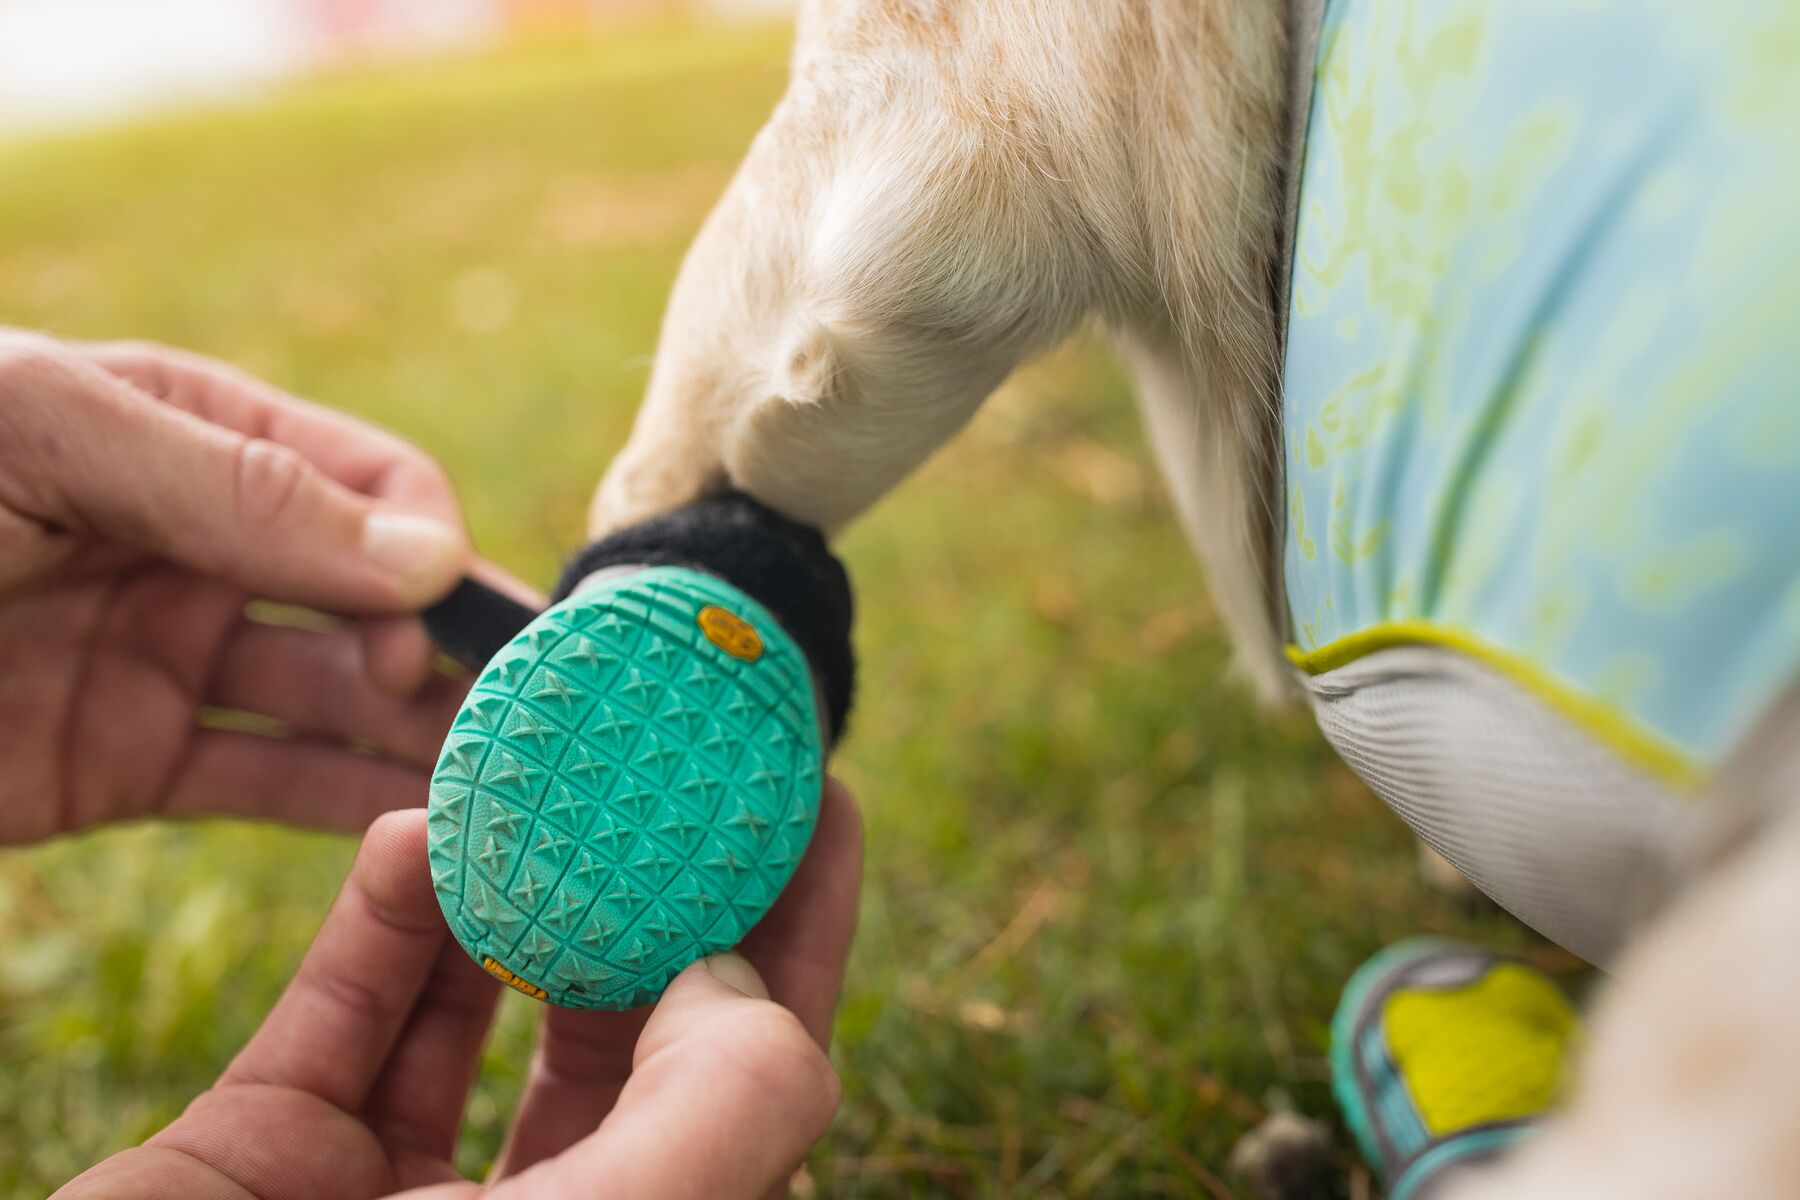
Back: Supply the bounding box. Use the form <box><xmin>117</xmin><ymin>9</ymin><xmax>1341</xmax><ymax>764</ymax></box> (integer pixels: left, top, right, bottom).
<box><xmin>26</xmin><ymin>353</ymin><xmax>466</xmax><ymax>611</ymax></box>
<box><xmin>492</xmin><ymin>954</ymin><xmax>837</xmax><ymax>1200</ymax></box>
<box><xmin>692</xmin><ymin>952</ymin><xmax>773</xmax><ymax>1000</ymax></box>
<box><xmin>632</xmin><ymin>955</ymin><xmax>774</xmax><ymax>1041</ymax></box>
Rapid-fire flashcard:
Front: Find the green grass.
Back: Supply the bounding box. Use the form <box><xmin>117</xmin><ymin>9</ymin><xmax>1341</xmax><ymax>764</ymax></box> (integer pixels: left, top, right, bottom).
<box><xmin>0</xmin><ymin>18</ymin><xmax>1539</xmax><ymax>1197</ymax></box>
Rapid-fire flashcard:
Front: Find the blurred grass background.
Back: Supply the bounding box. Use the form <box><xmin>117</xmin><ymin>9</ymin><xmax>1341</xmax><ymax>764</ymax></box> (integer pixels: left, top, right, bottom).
<box><xmin>0</xmin><ymin>17</ymin><xmax>1539</xmax><ymax>1197</ymax></box>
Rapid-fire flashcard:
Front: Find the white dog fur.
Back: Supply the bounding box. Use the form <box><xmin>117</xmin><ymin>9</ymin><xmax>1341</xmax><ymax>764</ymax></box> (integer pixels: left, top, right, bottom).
<box><xmin>591</xmin><ymin>1</ymin><xmax>1799</xmax><ymax>1193</ymax></box>
<box><xmin>592</xmin><ymin>0</ymin><xmax>1292</xmax><ymax>699</ymax></box>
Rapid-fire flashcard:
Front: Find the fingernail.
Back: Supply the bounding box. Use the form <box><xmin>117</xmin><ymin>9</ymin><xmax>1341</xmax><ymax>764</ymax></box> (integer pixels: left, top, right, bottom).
<box><xmin>362</xmin><ymin>511</ymin><xmax>464</xmax><ymax>605</ymax></box>
<box><xmin>701</xmin><ymin>952</ymin><xmax>770</xmax><ymax>999</ymax></box>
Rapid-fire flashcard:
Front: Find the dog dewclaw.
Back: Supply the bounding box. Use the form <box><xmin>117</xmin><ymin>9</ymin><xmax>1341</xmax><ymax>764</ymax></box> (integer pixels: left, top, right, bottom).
<box><xmin>426</xmin><ymin>566</ymin><xmax>824</xmax><ymax>1011</ymax></box>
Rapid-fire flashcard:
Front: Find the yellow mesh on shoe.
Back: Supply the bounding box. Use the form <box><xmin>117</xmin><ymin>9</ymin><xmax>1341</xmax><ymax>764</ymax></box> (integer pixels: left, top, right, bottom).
<box><xmin>1381</xmin><ymin>963</ymin><xmax>1577</xmax><ymax>1136</ymax></box>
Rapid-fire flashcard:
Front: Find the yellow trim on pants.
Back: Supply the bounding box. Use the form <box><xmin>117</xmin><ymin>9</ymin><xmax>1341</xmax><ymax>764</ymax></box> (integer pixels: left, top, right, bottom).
<box><xmin>1286</xmin><ymin>621</ymin><xmax>1704</xmax><ymax>791</ymax></box>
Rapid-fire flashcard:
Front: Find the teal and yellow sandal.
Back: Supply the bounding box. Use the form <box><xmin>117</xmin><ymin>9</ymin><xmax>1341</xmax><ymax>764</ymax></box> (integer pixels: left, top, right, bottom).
<box><xmin>1330</xmin><ymin>939</ymin><xmax>1579</xmax><ymax>1200</ymax></box>
<box><xmin>421</xmin><ymin>492</ymin><xmax>854</xmax><ymax>1011</ymax></box>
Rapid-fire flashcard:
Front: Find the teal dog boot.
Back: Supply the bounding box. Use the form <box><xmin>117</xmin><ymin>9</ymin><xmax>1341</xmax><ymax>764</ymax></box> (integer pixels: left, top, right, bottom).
<box><xmin>421</xmin><ymin>493</ymin><xmax>854</xmax><ymax>1011</ymax></box>
<box><xmin>1330</xmin><ymin>939</ymin><xmax>1578</xmax><ymax>1199</ymax></box>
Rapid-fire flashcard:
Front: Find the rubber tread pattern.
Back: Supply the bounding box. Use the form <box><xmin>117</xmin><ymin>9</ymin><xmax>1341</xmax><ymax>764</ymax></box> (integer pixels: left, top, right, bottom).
<box><xmin>426</xmin><ymin>566</ymin><xmax>822</xmax><ymax>1010</ymax></box>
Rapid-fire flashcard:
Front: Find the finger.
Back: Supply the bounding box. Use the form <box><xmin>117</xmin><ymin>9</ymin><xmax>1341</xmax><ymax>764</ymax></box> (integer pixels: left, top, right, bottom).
<box><xmin>81</xmin><ymin>341</ymin><xmax>464</xmax><ymax>523</ymax></box>
<box><xmin>162</xmin><ymin>728</ymin><xmax>429</xmax><ymax>833</ymax></box>
<box><xmin>54</xmin><ymin>1144</ymin><xmax>258</xmax><ymax>1200</ymax></box>
<box><xmin>87</xmin><ymin>344</ymin><xmax>476</xmax><ymax>671</ymax></box>
<box><xmin>361</xmin><ymin>938</ymin><xmax>503</xmax><ymax>1168</ymax></box>
<box><xmin>736</xmin><ymin>777</ymin><xmax>863</xmax><ymax>1047</ymax></box>
<box><xmin>489</xmin><ymin>779</ymin><xmax>860</xmax><ymax>1179</ymax></box>
<box><xmin>208</xmin><ymin>621</ymin><xmax>467</xmax><ymax>767</ymax></box>
<box><xmin>220</xmin><ymin>810</ymin><xmax>446</xmax><ymax>1110</ymax></box>
<box><xmin>467</xmin><ymin>556</ymin><xmax>545</xmax><ymax>609</ymax></box>
<box><xmin>493</xmin><ymin>961</ymin><xmax>839</xmax><ymax>1200</ymax></box>
<box><xmin>362</xmin><ymin>615</ymin><xmax>450</xmax><ymax>697</ymax></box>
<box><xmin>488</xmin><ymin>1007</ymin><xmax>650</xmax><ymax>1179</ymax></box>
<box><xmin>3</xmin><ymin>345</ymin><xmax>465</xmax><ymax>611</ymax></box>
<box><xmin>360</xmin><ymin>558</ymin><xmax>542</xmax><ymax>696</ymax></box>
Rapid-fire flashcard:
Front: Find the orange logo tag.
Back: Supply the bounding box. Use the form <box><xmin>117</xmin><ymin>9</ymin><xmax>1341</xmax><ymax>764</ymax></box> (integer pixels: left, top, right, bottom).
<box><xmin>482</xmin><ymin>956</ymin><xmax>548</xmax><ymax>1001</ymax></box>
<box><xmin>698</xmin><ymin>605</ymin><xmax>764</xmax><ymax>662</ymax></box>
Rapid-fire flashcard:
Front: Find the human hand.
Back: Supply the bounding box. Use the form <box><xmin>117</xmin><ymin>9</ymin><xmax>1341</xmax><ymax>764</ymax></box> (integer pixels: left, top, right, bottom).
<box><xmin>0</xmin><ymin>330</ymin><xmax>494</xmax><ymax>844</ymax></box>
<box><xmin>54</xmin><ymin>779</ymin><xmax>862</xmax><ymax>1200</ymax></box>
